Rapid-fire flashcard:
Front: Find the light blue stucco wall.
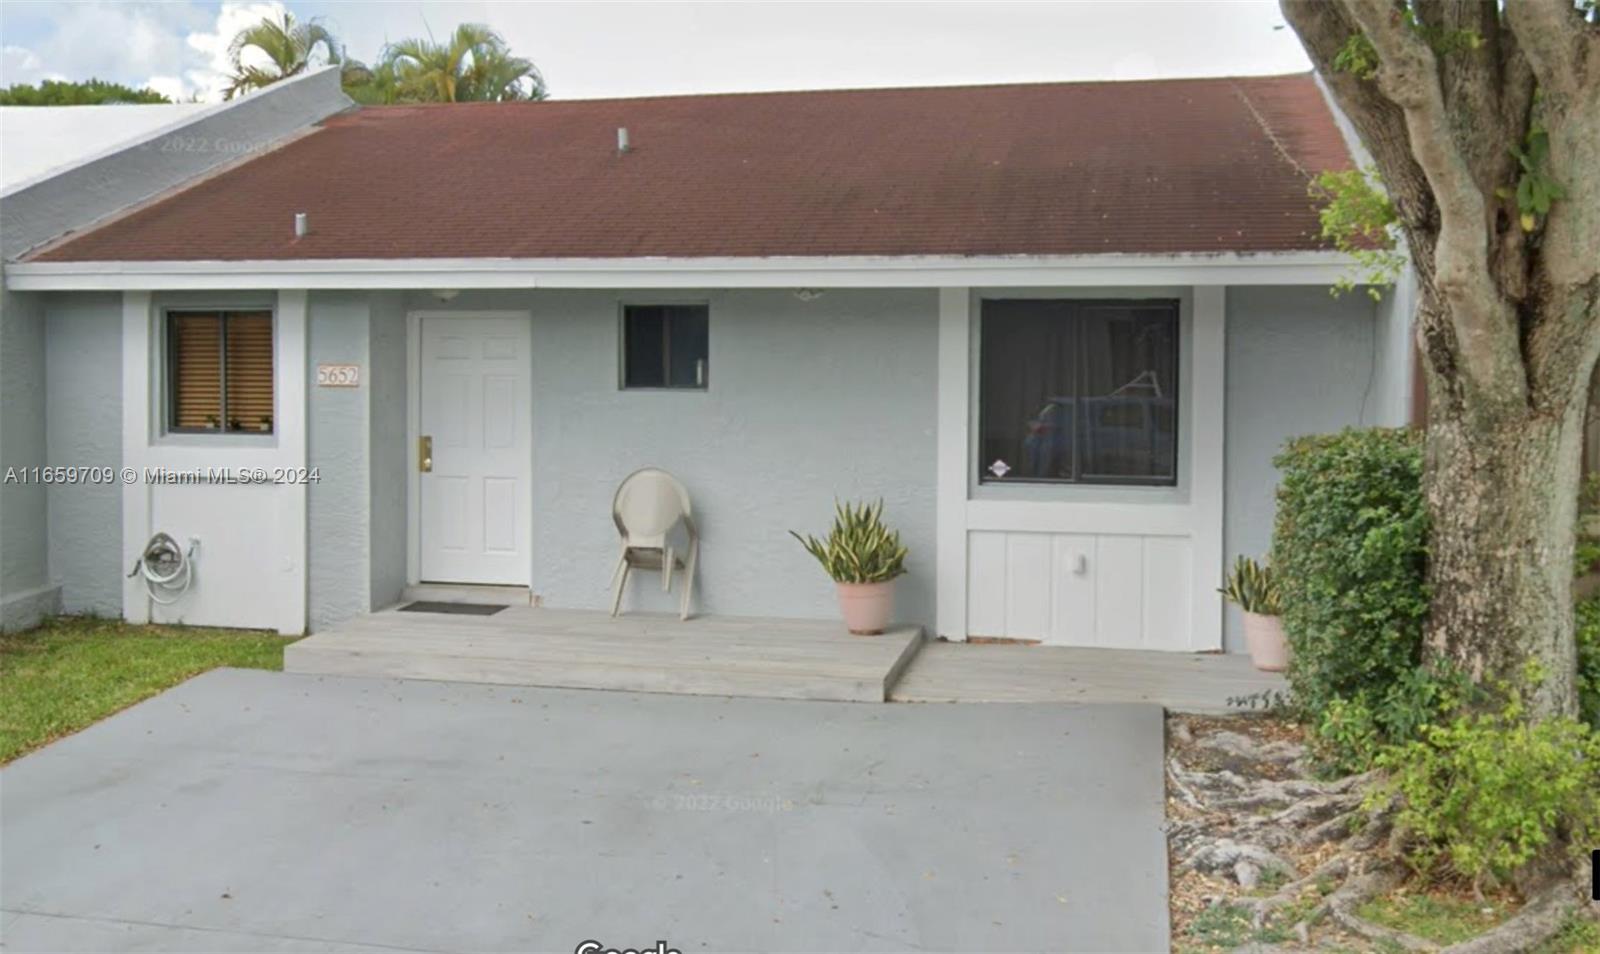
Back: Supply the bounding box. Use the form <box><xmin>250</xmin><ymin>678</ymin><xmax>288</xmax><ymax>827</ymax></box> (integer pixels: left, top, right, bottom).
<box><xmin>27</xmin><ymin>282</ymin><xmax>1392</xmax><ymax>646</ymax></box>
<box><xmin>306</xmin><ymin>291</ymin><xmax>410</xmax><ymax>629</ymax></box>
<box><xmin>308</xmin><ymin>292</ymin><xmax>373</xmax><ymax>631</ymax></box>
<box><xmin>45</xmin><ymin>292</ymin><xmax>122</xmax><ymax>616</ymax></box>
<box><xmin>0</xmin><ymin>280</ymin><xmax>57</xmax><ymax>629</ymax></box>
<box><xmin>1370</xmin><ymin>269</ymin><xmax>1417</xmax><ymax>428</ymax></box>
<box><xmin>401</xmin><ymin>288</ymin><xmax>941</xmax><ymax>626</ymax></box>
<box><xmin>368</xmin><ymin>292</ymin><xmax>407</xmax><ymax>610</ymax></box>
<box><xmin>541</xmin><ymin>288</ymin><xmax>939</xmax><ymax>623</ymax></box>
<box><xmin>1223</xmin><ymin>285</ymin><xmax>1381</xmax><ymax>652</ymax></box>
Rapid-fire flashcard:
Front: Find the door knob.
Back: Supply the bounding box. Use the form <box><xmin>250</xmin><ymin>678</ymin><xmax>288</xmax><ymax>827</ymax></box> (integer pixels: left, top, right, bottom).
<box><xmin>419</xmin><ymin>435</ymin><xmax>433</xmax><ymax>473</ymax></box>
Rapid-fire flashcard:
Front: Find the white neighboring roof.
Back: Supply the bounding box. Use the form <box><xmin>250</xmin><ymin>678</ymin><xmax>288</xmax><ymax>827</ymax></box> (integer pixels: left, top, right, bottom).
<box><xmin>0</xmin><ymin>66</ymin><xmax>351</xmax><ymax>262</ymax></box>
<box><xmin>0</xmin><ymin>103</ymin><xmax>215</xmax><ymax>193</ymax></box>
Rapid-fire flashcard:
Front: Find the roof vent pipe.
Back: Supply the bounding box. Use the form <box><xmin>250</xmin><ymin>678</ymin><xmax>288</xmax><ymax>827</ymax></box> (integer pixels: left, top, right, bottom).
<box><xmin>293</xmin><ymin>212</ymin><xmax>308</xmax><ymax>238</ymax></box>
<box><xmin>616</xmin><ymin>127</ymin><xmax>629</xmax><ymax>155</ymax></box>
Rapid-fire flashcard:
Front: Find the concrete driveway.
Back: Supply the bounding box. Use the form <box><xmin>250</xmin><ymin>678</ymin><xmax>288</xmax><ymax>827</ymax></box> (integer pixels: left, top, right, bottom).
<box><xmin>1</xmin><ymin>670</ymin><xmax>1168</xmax><ymax>953</ymax></box>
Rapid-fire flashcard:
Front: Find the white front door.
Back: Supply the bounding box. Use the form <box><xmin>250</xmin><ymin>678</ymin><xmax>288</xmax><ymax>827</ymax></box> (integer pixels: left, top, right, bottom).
<box><xmin>418</xmin><ymin>316</ymin><xmax>531</xmax><ymax>584</ymax></box>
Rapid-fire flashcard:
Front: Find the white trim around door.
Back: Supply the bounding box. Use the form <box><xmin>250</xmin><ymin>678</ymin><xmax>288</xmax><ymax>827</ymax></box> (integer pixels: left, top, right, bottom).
<box><xmin>406</xmin><ymin>310</ymin><xmax>534</xmax><ymax>587</ymax></box>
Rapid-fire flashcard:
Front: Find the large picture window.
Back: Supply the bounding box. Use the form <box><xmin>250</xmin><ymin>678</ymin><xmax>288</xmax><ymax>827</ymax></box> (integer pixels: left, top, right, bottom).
<box><xmin>979</xmin><ymin>299</ymin><xmax>1178</xmax><ymax>485</ymax></box>
<box><xmin>166</xmin><ymin>310</ymin><xmax>274</xmax><ymax>433</ymax></box>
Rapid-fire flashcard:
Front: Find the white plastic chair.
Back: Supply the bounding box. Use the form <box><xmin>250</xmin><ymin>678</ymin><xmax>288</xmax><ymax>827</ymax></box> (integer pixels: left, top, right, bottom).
<box><xmin>609</xmin><ymin>468</ymin><xmax>698</xmax><ymax>620</ymax></box>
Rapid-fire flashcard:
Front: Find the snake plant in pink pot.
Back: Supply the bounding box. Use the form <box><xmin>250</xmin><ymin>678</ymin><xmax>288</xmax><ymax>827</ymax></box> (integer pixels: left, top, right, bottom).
<box><xmin>1221</xmin><ymin>555</ymin><xmax>1288</xmax><ymax>671</ymax></box>
<box><xmin>790</xmin><ymin>500</ymin><xmax>908</xmax><ymax>635</ymax></box>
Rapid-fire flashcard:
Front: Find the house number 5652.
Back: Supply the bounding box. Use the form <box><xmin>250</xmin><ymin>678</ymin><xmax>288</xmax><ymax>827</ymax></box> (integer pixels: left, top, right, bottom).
<box><xmin>316</xmin><ymin>364</ymin><xmax>360</xmax><ymax>387</ymax></box>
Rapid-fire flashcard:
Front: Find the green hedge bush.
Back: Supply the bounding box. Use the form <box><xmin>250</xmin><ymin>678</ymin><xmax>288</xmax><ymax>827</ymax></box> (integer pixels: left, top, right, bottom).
<box><xmin>1271</xmin><ymin>428</ymin><xmax>1431</xmax><ymax>770</ymax></box>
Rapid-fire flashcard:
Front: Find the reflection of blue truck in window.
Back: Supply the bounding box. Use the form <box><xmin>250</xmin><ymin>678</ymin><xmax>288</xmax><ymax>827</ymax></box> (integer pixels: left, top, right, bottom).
<box><xmin>1022</xmin><ymin>395</ymin><xmax>1176</xmax><ymax>479</ymax></box>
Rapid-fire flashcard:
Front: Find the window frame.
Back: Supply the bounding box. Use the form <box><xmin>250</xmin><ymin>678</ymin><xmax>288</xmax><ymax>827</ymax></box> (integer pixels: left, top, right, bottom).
<box><xmin>617</xmin><ymin>301</ymin><xmax>710</xmax><ymax>391</ymax></box>
<box><xmin>976</xmin><ymin>297</ymin><xmax>1181</xmax><ymax>488</ymax></box>
<box><xmin>163</xmin><ymin>308</ymin><xmax>277</xmax><ymax>436</ymax></box>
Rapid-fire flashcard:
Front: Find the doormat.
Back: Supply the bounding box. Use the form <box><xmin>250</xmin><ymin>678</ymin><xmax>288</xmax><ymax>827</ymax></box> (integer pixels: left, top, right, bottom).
<box><xmin>398</xmin><ymin>601</ymin><xmax>507</xmax><ymax>616</ymax></box>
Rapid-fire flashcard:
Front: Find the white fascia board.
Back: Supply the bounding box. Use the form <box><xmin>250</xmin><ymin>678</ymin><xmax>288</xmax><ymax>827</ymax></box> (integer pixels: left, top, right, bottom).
<box><xmin>5</xmin><ymin>251</ymin><xmax>1356</xmax><ymax>291</ymax></box>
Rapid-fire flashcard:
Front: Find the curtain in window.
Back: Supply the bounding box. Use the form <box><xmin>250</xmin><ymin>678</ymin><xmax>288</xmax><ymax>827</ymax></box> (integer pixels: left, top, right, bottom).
<box><xmin>980</xmin><ymin>300</ymin><xmax>1077</xmax><ymax>480</ymax></box>
<box><xmin>979</xmin><ymin>299</ymin><xmax>1178</xmax><ymax>485</ymax></box>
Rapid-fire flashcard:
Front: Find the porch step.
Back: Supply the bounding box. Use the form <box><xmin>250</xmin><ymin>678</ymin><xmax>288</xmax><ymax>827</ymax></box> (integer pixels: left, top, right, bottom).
<box><xmin>398</xmin><ymin>583</ymin><xmax>531</xmax><ymax>607</ymax></box>
<box><xmin>286</xmin><ymin>606</ymin><xmax>924</xmax><ymax>703</ymax></box>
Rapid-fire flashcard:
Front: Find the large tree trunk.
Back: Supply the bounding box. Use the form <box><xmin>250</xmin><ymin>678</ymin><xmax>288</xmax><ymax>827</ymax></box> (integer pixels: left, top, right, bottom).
<box><xmin>1277</xmin><ymin>0</ymin><xmax>1600</xmax><ymax>722</ymax></box>
<box><xmin>1423</xmin><ymin>360</ymin><xmax>1588</xmax><ymax>719</ymax></box>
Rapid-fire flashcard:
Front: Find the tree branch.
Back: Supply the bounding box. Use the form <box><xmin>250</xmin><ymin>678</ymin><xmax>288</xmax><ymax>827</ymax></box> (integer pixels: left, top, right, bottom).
<box><xmin>1504</xmin><ymin>0</ymin><xmax>1593</xmax><ymax>100</ymax></box>
<box><xmin>1432</xmin><ymin>1</ymin><xmax>1513</xmax><ymax>192</ymax></box>
<box><xmin>1489</xmin><ymin>29</ymin><xmax>1536</xmax><ymax>302</ymax></box>
<box><xmin>1511</xmin><ymin>4</ymin><xmax>1600</xmax><ymax>392</ymax></box>
<box><xmin>1279</xmin><ymin>0</ymin><xmax>1433</xmax><ymax>229</ymax></box>
<box><xmin>1342</xmin><ymin>0</ymin><xmax>1525</xmax><ymax>401</ymax></box>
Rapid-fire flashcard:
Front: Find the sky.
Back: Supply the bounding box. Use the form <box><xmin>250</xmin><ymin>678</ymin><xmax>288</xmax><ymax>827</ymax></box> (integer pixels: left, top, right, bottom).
<box><xmin>0</xmin><ymin>1</ymin><xmax>1314</xmax><ymax>104</ymax></box>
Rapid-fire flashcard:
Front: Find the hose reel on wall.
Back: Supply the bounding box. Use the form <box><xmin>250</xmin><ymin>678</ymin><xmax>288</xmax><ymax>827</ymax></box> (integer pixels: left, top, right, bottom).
<box><xmin>127</xmin><ymin>532</ymin><xmax>197</xmax><ymax>605</ymax></box>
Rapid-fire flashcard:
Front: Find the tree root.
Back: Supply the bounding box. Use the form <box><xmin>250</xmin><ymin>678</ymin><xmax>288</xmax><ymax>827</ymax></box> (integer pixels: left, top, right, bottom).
<box><xmin>1167</xmin><ymin>743</ymin><xmax>1391</xmax><ymax>895</ymax></box>
<box><xmin>1440</xmin><ymin>875</ymin><xmax>1594</xmax><ymax>954</ymax></box>
<box><xmin>1168</xmin><ymin>717</ymin><xmax>1589</xmax><ymax>951</ymax></box>
<box><xmin>1192</xmin><ymin>729</ymin><xmax>1306</xmax><ymax>766</ymax></box>
<box><xmin>1241</xmin><ymin>854</ymin><xmax>1352</xmax><ymax>919</ymax></box>
<box><xmin>1169</xmin><ymin>749</ymin><xmax>1375</xmax><ymax>814</ymax></box>
<box><xmin>1272</xmin><ymin>790</ymin><xmax>1363</xmax><ymax>829</ymax></box>
<box><xmin>1166</xmin><ymin>756</ymin><xmax>1209</xmax><ymax>811</ymax></box>
<box><xmin>1213</xmin><ymin>770</ymin><xmax>1376</xmax><ymax>810</ymax></box>
<box><xmin>1168</xmin><ymin>755</ymin><xmax>1253</xmax><ymax>800</ymax></box>
<box><xmin>1298</xmin><ymin>804</ymin><xmax>1364</xmax><ymax>847</ymax></box>
<box><xmin>1180</xmin><ymin>837</ymin><xmax>1299</xmax><ymax>882</ymax></box>
<box><xmin>1322</xmin><ymin>863</ymin><xmax>1437</xmax><ymax>951</ymax></box>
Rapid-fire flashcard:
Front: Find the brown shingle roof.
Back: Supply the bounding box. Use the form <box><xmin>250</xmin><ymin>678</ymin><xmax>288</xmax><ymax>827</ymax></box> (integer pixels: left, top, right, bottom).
<box><xmin>33</xmin><ymin>74</ymin><xmax>1351</xmax><ymax>262</ymax></box>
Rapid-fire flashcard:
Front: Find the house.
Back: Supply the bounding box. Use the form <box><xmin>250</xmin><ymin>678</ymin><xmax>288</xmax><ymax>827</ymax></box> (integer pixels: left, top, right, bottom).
<box><xmin>0</xmin><ymin>70</ymin><xmax>1421</xmax><ymax>653</ymax></box>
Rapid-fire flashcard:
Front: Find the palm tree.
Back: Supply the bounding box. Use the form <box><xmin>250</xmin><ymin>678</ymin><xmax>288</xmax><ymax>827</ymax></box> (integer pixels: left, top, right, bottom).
<box><xmin>382</xmin><ymin>24</ymin><xmax>546</xmax><ymax>103</ymax></box>
<box><xmin>224</xmin><ymin>12</ymin><xmax>342</xmax><ymax>100</ymax></box>
<box><xmin>341</xmin><ymin>57</ymin><xmax>403</xmax><ymax>106</ymax></box>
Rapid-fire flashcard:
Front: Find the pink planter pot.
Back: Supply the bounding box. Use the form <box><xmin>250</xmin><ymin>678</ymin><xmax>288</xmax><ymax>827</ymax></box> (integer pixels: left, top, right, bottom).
<box><xmin>836</xmin><ymin>581</ymin><xmax>895</xmax><ymax>635</ymax></box>
<box><xmin>1242</xmin><ymin>611</ymin><xmax>1290</xmax><ymax>672</ymax></box>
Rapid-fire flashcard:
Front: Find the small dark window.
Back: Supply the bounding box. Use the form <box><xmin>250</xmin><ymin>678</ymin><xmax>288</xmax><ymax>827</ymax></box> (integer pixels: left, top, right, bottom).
<box><xmin>622</xmin><ymin>304</ymin><xmax>708</xmax><ymax>389</ymax></box>
<box><xmin>166</xmin><ymin>311</ymin><xmax>274</xmax><ymax>434</ymax></box>
<box><xmin>979</xmin><ymin>299</ymin><xmax>1178</xmax><ymax>485</ymax></box>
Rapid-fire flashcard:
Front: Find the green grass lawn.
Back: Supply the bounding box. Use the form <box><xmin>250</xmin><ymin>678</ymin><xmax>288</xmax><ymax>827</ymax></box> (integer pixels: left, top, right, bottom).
<box><xmin>0</xmin><ymin>616</ymin><xmax>296</xmax><ymax>763</ymax></box>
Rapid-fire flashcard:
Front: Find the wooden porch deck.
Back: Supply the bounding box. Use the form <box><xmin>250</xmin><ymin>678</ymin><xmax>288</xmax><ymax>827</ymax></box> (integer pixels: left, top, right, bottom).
<box><xmin>285</xmin><ymin>606</ymin><xmax>925</xmax><ymax>703</ymax></box>
<box><xmin>287</xmin><ymin>603</ymin><xmax>1286</xmax><ymax>711</ymax></box>
<box><xmin>891</xmin><ymin>642</ymin><xmax>1288</xmax><ymax>713</ymax></box>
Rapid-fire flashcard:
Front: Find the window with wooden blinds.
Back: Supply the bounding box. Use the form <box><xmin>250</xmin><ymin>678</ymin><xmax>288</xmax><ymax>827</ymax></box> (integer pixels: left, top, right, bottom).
<box><xmin>166</xmin><ymin>310</ymin><xmax>274</xmax><ymax>433</ymax></box>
